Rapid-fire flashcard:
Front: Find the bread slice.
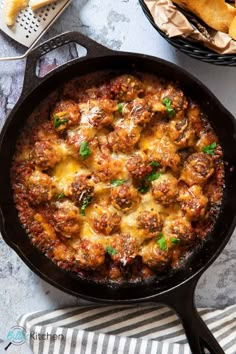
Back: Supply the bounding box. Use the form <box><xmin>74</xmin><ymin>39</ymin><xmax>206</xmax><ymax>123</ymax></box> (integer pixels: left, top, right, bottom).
<box><xmin>173</xmin><ymin>0</ymin><xmax>236</xmax><ymax>33</ymax></box>
<box><xmin>229</xmin><ymin>16</ymin><xmax>236</xmax><ymax>40</ymax></box>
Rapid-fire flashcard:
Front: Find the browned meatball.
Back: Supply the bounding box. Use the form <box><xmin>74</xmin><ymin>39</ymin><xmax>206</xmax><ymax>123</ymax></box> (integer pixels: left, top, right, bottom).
<box><xmin>52</xmin><ymin>99</ymin><xmax>80</xmax><ymax>131</ymax></box>
<box><xmin>92</xmin><ymin>153</ymin><xmax>124</xmax><ymax>182</ymax></box>
<box><xmin>169</xmin><ymin>117</ymin><xmax>195</xmax><ymax>148</ymax></box>
<box><xmin>79</xmin><ymin>99</ymin><xmax>117</xmax><ymax>129</ymax></box>
<box><xmin>108</xmin><ymin>125</ymin><xmax>141</xmax><ymax>153</ymax></box>
<box><xmin>139</xmin><ymin>240</ymin><xmax>171</xmax><ymax>271</ymax></box>
<box><xmin>33</xmin><ymin>121</ymin><xmax>58</xmax><ymax>143</ymax></box>
<box><xmin>137</xmin><ymin>211</ymin><xmax>163</xmax><ymax>236</ymax></box>
<box><xmin>178</xmin><ymin>184</ymin><xmax>208</xmax><ymax>220</ymax></box>
<box><xmin>32</xmin><ymin>141</ymin><xmax>60</xmax><ymax>169</ymax></box>
<box><xmin>69</xmin><ymin>175</ymin><xmax>95</xmax><ymax>207</ymax></box>
<box><xmin>27</xmin><ymin>171</ymin><xmax>53</xmax><ymax>205</ymax></box>
<box><xmin>107</xmin><ymin>234</ymin><xmax>139</xmax><ymax>266</ymax></box>
<box><xmin>180</xmin><ymin>153</ymin><xmax>214</xmax><ymax>186</ymax></box>
<box><xmin>93</xmin><ymin>212</ymin><xmax>121</xmax><ymax>235</ymax></box>
<box><xmin>110</xmin><ymin>75</ymin><xmax>144</xmax><ymax>101</ymax></box>
<box><xmin>53</xmin><ymin>201</ymin><xmax>80</xmax><ymax>238</ymax></box>
<box><xmin>152</xmin><ymin>173</ymin><xmax>178</xmax><ymax>206</ymax></box>
<box><xmin>149</xmin><ymin>137</ymin><xmax>180</xmax><ymax>172</ymax></box>
<box><xmin>123</xmin><ymin>98</ymin><xmax>153</xmax><ymax>126</ymax></box>
<box><xmin>162</xmin><ymin>216</ymin><xmax>196</xmax><ymax>245</ymax></box>
<box><xmin>161</xmin><ymin>84</ymin><xmax>188</xmax><ymax>113</ymax></box>
<box><xmin>74</xmin><ymin>239</ymin><xmax>105</xmax><ymax>270</ymax></box>
<box><xmin>126</xmin><ymin>154</ymin><xmax>152</xmax><ymax>183</ymax></box>
<box><xmin>110</xmin><ymin>184</ymin><xmax>139</xmax><ymax>211</ymax></box>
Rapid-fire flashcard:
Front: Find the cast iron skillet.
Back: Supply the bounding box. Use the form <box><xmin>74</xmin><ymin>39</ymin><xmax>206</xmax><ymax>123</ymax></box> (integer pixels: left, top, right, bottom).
<box><xmin>0</xmin><ymin>32</ymin><xmax>236</xmax><ymax>354</ymax></box>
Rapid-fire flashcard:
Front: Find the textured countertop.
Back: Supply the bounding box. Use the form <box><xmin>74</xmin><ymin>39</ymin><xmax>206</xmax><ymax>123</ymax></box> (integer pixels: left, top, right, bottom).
<box><xmin>1</xmin><ymin>0</ymin><xmax>236</xmax><ymax>352</ymax></box>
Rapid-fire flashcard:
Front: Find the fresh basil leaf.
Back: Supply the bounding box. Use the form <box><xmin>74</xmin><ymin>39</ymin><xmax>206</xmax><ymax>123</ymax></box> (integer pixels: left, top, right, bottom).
<box><xmin>54</xmin><ymin>115</ymin><xmax>69</xmax><ymax>128</ymax></box>
<box><xmin>146</xmin><ymin>171</ymin><xmax>162</xmax><ymax>182</ymax></box>
<box><xmin>79</xmin><ymin>141</ymin><xmax>92</xmax><ymax>159</ymax></box>
<box><xmin>117</xmin><ymin>102</ymin><xmax>123</xmax><ymax>114</ymax></box>
<box><xmin>138</xmin><ymin>184</ymin><xmax>150</xmax><ymax>194</ymax></box>
<box><xmin>162</xmin><ymin>97</ymin><xmax>176</xmax><ymax>118</ymax></box>
<box><xmin>157</xmin><ymin>236</ymin><xmax>167</xmax><ymax>251</ymax></box>
<box><xmin>106</xmin><ymin>245</ymin><xmax>118</xmax><ymax>256</ymax></box>
<box><xmin>149</xmin><ymin>161</ymin><xmax>159</xmax><ymax>167</ymax></box>
<box><xmin>202</xmin><ymin>142</ymin><xmax>217</xmax><ymax>156</ymax></box>
<box><xmin>80</xmin><ymin>196</ymin><xmax>92</xmax><ymax>216</ymax></box>
<box><xmin>171</xmin><ymin>237</ymin><xmax>180</xmax><ymax>245</ymax></box>
<box><xmin>57</xmin><ymin>192</ymin><xmax>65</xmax><ymax>200</ymax></box>
<box><xmin>111</xmin><ymin>179</ymin><xmax>126</xmax><ymax>187</ymax></box>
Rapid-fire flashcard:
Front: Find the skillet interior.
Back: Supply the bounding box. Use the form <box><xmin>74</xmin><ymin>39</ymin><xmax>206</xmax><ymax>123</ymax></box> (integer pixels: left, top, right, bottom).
<box><xmin>0</xmin><ymin>53</ymin><xmax>236</xmax><ymax>301</ymax></box>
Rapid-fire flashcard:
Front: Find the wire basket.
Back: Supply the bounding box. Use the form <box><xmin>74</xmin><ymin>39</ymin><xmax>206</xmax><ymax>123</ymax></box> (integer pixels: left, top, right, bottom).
<box><xmin>139</xmin><ymin>0</ymin><xmax>236</xmax><ymax>66</ymax></box>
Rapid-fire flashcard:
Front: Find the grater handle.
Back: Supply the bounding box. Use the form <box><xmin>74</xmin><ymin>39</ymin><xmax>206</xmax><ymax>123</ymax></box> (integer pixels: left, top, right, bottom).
<box><xmin>22</xmin><ymin>31</ymin><xmax>113</xmax><ymax>93</ymax></box>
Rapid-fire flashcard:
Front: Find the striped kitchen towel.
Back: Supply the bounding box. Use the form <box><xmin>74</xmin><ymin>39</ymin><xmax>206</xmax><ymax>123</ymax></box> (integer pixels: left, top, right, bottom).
<box><xmin>17</xmin><ymin>304</ymin><xmax>236</xmax><ymax>354</ymax></box>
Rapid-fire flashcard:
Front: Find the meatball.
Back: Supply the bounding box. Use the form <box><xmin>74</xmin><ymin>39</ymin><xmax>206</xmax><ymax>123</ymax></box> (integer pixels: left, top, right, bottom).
<box><xmin>126</xmin><ymin>154</ymin><xmax>152</xmax><ymax>183</ymax></box>
<box><xmin>110</xmin><ymin>74</ymin><xmax>144</xmax><ymax>101</ymax></box>
<box><xmin>53</xmin><ymin>201</ymin><xmax>80</xmax><ymax>238</ymax></box>
<box><xmin>107</xmin><ymin>234</ymin><xmax>139</xmax><ymax>266</ymax></box>
<box><xmin>169</xmin><ymin>117</ymin><xmax>195</xmax><ymax>148</ymax></box>
<box><xmin>79</xmin><ymin>99</ymin><xmax>116</xmax><ymax>128</ymax></box>
<box><xmin>74</xmin><ymin>239</ymin><xmax>105</xmax><ymax>270</ymax></box>
<box><xmin>93</xmin><ymin>212</ymin><xmax>121</xmax><ymax>235</ymax></box>
<box><xmin>111</xmin><ymin>184</ymin><xmax>139</xmax><ymax>211</ymax></box>
<box><xmin>69</xmin><ymin>175</ymin><xmax>95</xmax><ymax>207</ymax></box>
<box><xmin>32</xmin><ymin>141</ymin><xmax>60</xmax><ymax>169</ymax></box>
<box><xmin>93</xmin><ymin>153</ymin><xmax>124</xmax><ymax>182</ymax></box>
<box><xmin>137</xmin><ymin>211</ymin><xmax>163</xmax><ymax>236</ymax></box>
<box><xmin>27</xmin><ymin>171</ymin><xmax>53</xmax><ymax>205</ymax></box>
<box><xmin>52</xmin><ymin>99</ymin><xmax>80</xmax><ymax>131</ymax></box>
<box><xmin>139</xmin><ymin>240</ymin><xmax>170</xmax><ymax>271</ymax></box>
<box><xmin>33</xmin><ymin>121</ymin><xmax>58</xmax><ymax>143</ymax></box>
<box><xmin>149</xmin><ymin>137</ymin><xmax>180</xmax><ymax>172</ymax></box>
<box><xmin>178</xmin><ymin>184</ymin><xmax>208</xmax><ymax>220</ymax></box>
<box><xmin>152</xmin><ymin>173</ymin><xmax>178</xmax><ymax>206</ymax></box>
<box><xmin>161</xmin><ymin>84</ymin><xmax>188</xmax><ymax>113</ymax></box>
<box><xmin>123</xmin><ymin>98</ymin><xmax>153</xmax><ymax>126</ymax></box>
<box><xmin>180</xmin><ymin>153</ymin><xmax>214</xmax><ymax>186</ymax></box>
<box><xmin>162</xmin><ymin>216</ymin><xmax>196</xmax><ymax>245</ymax></box>
<box><xmin>108</xmin><ymin>125</ymin><xmax>141</xmax><ymax>153</ymax></box>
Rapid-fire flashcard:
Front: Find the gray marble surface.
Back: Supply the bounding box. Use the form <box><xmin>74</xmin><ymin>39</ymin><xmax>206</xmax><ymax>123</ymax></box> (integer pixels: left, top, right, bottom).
<box><xmin>0</xmin><ymin>0</ymin><xmax>236</xmax><ymax>352</ymax></box>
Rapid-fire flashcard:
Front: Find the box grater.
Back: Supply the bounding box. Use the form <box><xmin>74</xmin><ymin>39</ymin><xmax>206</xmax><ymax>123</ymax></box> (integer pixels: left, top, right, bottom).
<box><xmin>0</xmin><ymin>0</ymin><xmax>71</xmax><ymax>60</ymax></box>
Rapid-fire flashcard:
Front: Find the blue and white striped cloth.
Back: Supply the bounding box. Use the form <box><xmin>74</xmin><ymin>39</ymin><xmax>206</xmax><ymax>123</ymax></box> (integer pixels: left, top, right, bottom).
<box><xmin>17</xmin><ymin>304</ymin><xmax>236</xmax><ymax>353</ymax></box>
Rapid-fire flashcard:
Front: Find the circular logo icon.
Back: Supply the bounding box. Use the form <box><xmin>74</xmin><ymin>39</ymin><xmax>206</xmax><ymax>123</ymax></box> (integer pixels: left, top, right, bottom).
<box><xmin>6</xmin><ymin>326</ymin><xmax>27</xmax><ymax>346</ymax></box>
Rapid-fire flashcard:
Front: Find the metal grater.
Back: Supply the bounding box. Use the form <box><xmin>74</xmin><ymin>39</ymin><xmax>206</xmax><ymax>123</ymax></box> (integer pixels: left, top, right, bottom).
<box><xmin>0</xmin><ymin>0</ymin><xmax>71</xmax><ymax>59</ymax></box>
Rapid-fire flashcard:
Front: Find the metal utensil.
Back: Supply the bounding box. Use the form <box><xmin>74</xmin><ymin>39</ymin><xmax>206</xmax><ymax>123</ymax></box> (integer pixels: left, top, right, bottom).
<box><xmin>0</xmin><ymin>0</ymin><xmax>71</xmax><ymax>60</ymax></box>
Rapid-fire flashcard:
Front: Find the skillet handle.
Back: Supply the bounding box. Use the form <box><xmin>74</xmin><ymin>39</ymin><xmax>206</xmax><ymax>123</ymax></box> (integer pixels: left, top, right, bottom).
<box><xmin>22</xmin><ymin>31</ymin><xmax>112</xmax><ymax>94</ymax></box>
<box><xmin>162</xmin><ymin>278</ymin><xmax>225</xmax><ymax>354</ymax></box>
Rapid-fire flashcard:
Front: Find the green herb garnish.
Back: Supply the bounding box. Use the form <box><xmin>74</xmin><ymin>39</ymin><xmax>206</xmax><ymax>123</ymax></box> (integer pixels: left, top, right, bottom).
<box><xmin>138</xmin><ymin>184</ymin><xmax>150</xmax><ymax>194</ymax></box>
<box><xmin>117</xmin><ymin>102</ymin><xmax>123</xmax><ymax>114</ymax></box>
<box><xmin>146</xmin><ymin>171</ymin><xmax>162</xmax><ymax>182</ymax></box>
<box><xmin>80</xmin><ymin>196</ymin><xmax>92</xmax><ymax>216</ymax></box>
<box><xmin>157</xmin><ymin>236</ymin><xmax>167</xmax><ymax>251</ymax></box>
<box><xmin>202</xmin><ymin>142</ymin><xmax>217</xmax><ymax>156</ymax></box>
<box><xmin>57</xmin><ymin>192</ymin><xmax>65</xmax><ymax>200</ymax></box>
<box><xmin>53</xmin><ymin>115</ymin><xmax>69</xmax><ymax>128</ymax></box>
<box><xmin>111</xmin><ymin>179</ymin><xmax>126</xmax><ymax>187</ymax></box>
<box><xmin>162</xmin><ymin>97</ymin><xmax>176</xmax><ymax>118</ymax></box>
<box><xmin>149</xmin><ymin>161</ymin><xmax>159</xmax><ymax>167</ymax></box>
<box><xmin>106</xmin><ymin>245</ymin><xmax>118</xmax><ymax>256</ymax></box>
<box><xmin>171</xmin><ymin>237</ymin><xmax>180</xmax><ymax>245</ymax></box>
<box><xmin>79</xmin><ymin>141</ymin><xmax>92</xmax><ymax>160</ymax></box>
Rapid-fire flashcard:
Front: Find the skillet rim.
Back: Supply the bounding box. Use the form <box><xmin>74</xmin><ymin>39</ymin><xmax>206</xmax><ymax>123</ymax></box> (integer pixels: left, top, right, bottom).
<box><xmin>0</xmin><ymin>45</ymin><xmax>236</xmax><ymax>301</ymax></box>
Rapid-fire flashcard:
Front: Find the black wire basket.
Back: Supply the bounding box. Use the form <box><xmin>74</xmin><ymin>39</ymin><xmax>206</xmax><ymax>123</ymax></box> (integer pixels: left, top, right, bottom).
<box><xmin>139</xmin><ymin>0</ymin><xmax>236</xmax><ymax>66</ymax></box>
